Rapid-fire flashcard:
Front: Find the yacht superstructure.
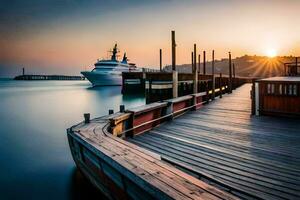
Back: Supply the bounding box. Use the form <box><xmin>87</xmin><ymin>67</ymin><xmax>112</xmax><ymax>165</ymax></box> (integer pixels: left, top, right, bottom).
<box><xmin>81</xmin><ymin>44</ymin><xmax>139</xmax><ymax>86</ymax></box>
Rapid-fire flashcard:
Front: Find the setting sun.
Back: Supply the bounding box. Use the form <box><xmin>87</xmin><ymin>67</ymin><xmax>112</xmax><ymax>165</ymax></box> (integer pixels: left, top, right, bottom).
<box><xmin>266</xmin><ymin>49</ymin><xmax>277</xmax><ymax>58</ymax></box>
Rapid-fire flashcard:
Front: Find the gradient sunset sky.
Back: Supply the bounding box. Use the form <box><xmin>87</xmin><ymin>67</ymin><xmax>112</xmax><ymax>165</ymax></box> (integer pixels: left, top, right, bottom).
<box><xmin>1</xmin><ymin>0</ymin><xmax>300</xmax><ymax>77</ymax></box>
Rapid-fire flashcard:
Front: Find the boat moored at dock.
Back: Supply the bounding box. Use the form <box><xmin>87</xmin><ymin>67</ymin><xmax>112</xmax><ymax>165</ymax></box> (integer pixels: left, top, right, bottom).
<box><xmin>81</xmin><ymin>44</ymin><xmax>140</xmax><ymax>86</ymax></box>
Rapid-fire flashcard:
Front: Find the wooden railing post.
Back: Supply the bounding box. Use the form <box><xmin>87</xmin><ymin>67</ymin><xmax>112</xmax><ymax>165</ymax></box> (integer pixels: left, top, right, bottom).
<box><xmin>228</xmin><ymin>52</ymin><xmax>232</xmax><ymax>93</ymax></box>
<box><xmin>193</xmin><ymin>44</ymin><xmax>198</xmax><ymax>94</ymax></box>
<box><xmin>219</xmin><ymin>73</ymin><xmax>222</xmax><ymax>98</ymax></box>
<box><xmin>159</xmin><ymin>49</ymin><xmax>162</xmax><ymax>72</ymax></box>
<box><xmin>198</xmin><ymin>54</ymin><xmax>201</xmax><ymax>74</ymax></box>
<box><xmin>84</xmin><ymin>113</ymin><xmax>90</xmax><ymax>124</ymax></box>
<box><xmin>172</xmin><ymin>71</ymin><xmax>178</xmax><ymax>98</ymax></box>
<box><xmin>203</xmin><ymin>51</ymin><xmax>206</xmax><ymax>75</ymax></box>
<box><xmin>212</xmin><ymin>50</ymin><xmax>215</xmax><ymax>100</ymax></box>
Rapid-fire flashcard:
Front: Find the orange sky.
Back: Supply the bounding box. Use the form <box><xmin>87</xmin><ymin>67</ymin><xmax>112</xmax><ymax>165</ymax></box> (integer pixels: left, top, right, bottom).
<box><xmin>1</xmin><ymin>0</ymin><xmax>300</xmax><ymax>77</ymax></box>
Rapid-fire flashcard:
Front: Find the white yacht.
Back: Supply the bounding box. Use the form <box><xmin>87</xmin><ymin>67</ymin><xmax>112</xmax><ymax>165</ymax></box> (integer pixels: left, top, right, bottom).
<box><xmin>81</xmin><ymin>44</ymin><xmax>140</xmax><ymax>86</ymax></box>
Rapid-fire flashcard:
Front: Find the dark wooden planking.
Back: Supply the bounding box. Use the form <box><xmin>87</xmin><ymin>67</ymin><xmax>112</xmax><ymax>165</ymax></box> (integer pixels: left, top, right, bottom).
<box><xmin>128</xmin><ymin>84</ymin><xmax>300</xmax><ymax>200</ymax></box>
<box><xmin>70</xmin><ymin>119</ymin><xmax>237</xmax><ymax>200</ymax></box>
<box><xmin>129</xmin><ymin>138</ymin><xmax>299</xmax><ymax>200</ymax></box>
<box><xmin>130</xmin><ymin>134</ymin><xmax>300</xmax><ymax>184</ymax></box>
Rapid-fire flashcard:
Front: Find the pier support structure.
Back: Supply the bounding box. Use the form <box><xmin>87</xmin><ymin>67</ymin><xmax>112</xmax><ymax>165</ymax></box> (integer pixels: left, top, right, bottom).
<box><xmin>228</xmin><ymin>52</ymin><xmax>233</xmax><ymax>93</ymax></box>
<box><xmin>171</xmin><ymin>30</ymin><xmax>178</xmax><ymax>98</ymax></box>
<box><xmin>219</xmin><ymin>73</ymin><xmax>223</xmax><ymax>98</ymax></box>
<box><xmin>193</xmin><ymin>44</ymin><xmax>198</xmax><ymax>94</ymax></box>
<box><xmin>212</xmin><ymin>50</ymin><xmax>215</xmax><ymax>100</ymax></box>
<box><xmin>159</xmin><ymin>49</ymin><xmax>162</xmax><ymax>71</ymax></box>
<box><xmin>203</xmin><ymin>51</ymin><xmax>206</xmax><ymax>75</ymax></box>
<box><xmin>198</xmin><ymin>54</ymin><xmax>201</xmax><ymax>74</ymax></box>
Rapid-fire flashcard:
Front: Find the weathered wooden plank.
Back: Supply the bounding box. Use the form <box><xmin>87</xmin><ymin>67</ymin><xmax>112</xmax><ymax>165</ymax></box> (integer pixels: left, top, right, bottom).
<box><xmin>129</xmin><ymin>138</ymin><xmax>299</xmax><ymax>200</ymax></box>
<box><xmin>129</xmin><ymin>84</ymin><xmax>300</xmax><ymax>200</ymax></box>
<box><xmin>130</xmin><ymin>134</ymin><xmax>300</xmax><ymax>184</ymax></box>
<box><xmin>69</xmin><ymin>119</ymin><xmax>237</xmax><ymax>200</ymax></box>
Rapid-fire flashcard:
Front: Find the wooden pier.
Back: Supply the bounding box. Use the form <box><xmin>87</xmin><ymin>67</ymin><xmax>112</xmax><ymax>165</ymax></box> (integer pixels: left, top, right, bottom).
<box><xmin>68</xmin><ymin>83</ymin><xmax>300</xmax><ymax>199</ymax></box>
<box><xmin>14</xmin><ymin>74</ymin><xmax>85</xmax><ymax>80</ymax></box>
<box><xmin>128</xmin><ymin>84</ymin><xmax>300</xmax><ymax>199</ymax></box>
<box><xmin>67</xmin><ymin>30</ymin><xmax>300</xmax><ymax>199</ymax></box>
<box><xmin>67</xmin><ymin>115</ymin><xmax>237</xmax><ymax>200</ymax></box>
<box><xmin>122</xmin><ymin>72</ymin><xmax>249</xmax><ymax>103</ymax></box>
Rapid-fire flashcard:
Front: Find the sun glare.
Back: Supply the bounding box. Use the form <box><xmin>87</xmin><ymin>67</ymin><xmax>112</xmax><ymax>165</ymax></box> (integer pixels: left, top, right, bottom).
<box><xmin>266</xmin><ymin>49</ymin><xmax>277</xmax><ymax>58</ymax></box>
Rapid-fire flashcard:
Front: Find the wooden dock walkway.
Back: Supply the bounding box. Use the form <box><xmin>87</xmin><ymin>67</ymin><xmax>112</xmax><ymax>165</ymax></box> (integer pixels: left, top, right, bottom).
<box><xmin>68</xmin><ymin>115</ymin><xmax>237</xmax><ymax>200</ymax></box>
<box><xmin>128</xmin><ymin>84</ymin><xmax>300</xmax><ymax>200</ymax></box>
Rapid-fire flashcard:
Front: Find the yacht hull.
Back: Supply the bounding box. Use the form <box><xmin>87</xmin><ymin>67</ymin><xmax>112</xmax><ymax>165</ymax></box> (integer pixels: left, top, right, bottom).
<box><xmin>81</xmin><ymin>71</ymin><xmax>122</xmax><ymax>86</ymax></box>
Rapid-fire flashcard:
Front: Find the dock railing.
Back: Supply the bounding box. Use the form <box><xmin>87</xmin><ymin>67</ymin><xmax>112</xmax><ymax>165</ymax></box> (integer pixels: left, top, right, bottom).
<box><xmin>109</xmin><ymin>83</ymin><xmax>242</xmax><ymax>138</ymax></box>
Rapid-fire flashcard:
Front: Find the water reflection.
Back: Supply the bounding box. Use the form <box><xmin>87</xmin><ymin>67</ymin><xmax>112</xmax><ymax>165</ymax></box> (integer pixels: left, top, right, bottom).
<box><xmin>68</xmin><ymin>169</ymin><xmax>107</xmax><ymax>200</ymax></box>
<box><xmin>0</xmin><ymin>80</ymin><xmax>145</xmax><ymax>199</ymax></box>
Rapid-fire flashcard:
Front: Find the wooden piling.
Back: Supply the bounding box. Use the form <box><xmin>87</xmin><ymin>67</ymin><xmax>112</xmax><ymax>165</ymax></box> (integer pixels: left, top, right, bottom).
<box><xmin>120</xmin><ymin>105</ymin><xmax>125</xmax><ymax>112</ymax></box>
<box><xmin>109</xmin><ymin>109</ymin><xmax>114</xmax><ymax>115</ymax></box>
<box><xmin>212</xmin><ymin>50</ymin><xmax>215</xmax><ymax>100</ymax></box>
<box><xmin>203</xmin><ymin>51</ymin><xmax>206</xmax><ymax>75</ymax></box>
<box><xmin>22</xmin><ymin>67</ymin><xmax>25</xmax><ymax>76</ymax></box>
<box><xmin>172</xmin><ymin>71</ymin><xmax>178</xmax><ymax>98</ymax></box>
<box><xmin>193</xmin><ymin>44</ymin><xmax>198</xmax><ymax>94</ymax></box>
<box><xmin>84</xmin><ymin>113</ymin><xmax>90</xmax><ymax>124</ymax></box>
<box><xmin>172</xmin><ymin>31</ymin><xmax>178</xmax><ymax>98</ymax></box>
<box><xmin>191</xmin><ymin>52</ymin><xmax>194</xmax><ymax>70</ymax></box>
<box><xmin>160</xmin><ymin>49</ymin><xmax>162</xmax><ymax>71</ymax></box>
<box><xmin>219</xmin><ymin>73</ymin><xmax>222</xmax><ymax>98</ymax></box>
<box><xmin>198</xmin><ymin>54</ymin><xmax>201</xmax><ymax>74</ymax></box>
<box><xmin>172</xmin><ymin>31</ymin><xmax>176</xmax><ymax>71</ymax></box>
<box><xmin>228</xmin><ymin>52</ymin><xmax>232</xmax><ymax>93</ymax></box>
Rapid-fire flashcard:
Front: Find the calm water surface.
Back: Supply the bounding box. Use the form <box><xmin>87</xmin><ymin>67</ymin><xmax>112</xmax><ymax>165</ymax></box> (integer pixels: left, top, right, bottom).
<box><xmin>0</xmin><ymin>80</ymin><xmax>145</xmax><ymax>199</ymax></box>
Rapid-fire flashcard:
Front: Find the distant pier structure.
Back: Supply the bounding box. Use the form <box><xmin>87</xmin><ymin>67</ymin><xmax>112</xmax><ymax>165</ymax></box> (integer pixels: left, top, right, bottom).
<box><xmin>14</xmin><ymin>68</ymin><xmax>85</xmax><ymax>80</ymax></box>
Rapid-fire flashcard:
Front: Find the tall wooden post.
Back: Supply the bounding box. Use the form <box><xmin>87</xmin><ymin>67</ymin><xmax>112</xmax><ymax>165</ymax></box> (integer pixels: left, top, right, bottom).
<box><xmin>191</xmin><ymin>52</ymin><xmax>194</xmax><ymax>70</ymax></box>
<box><xmin>203</xmin><ymin>51</ymin><xmax>206</xmax><ymax>75</ymax></box>
<box><xmin>219</xmin><ymin>73</ymin><xmax>222</xmax><ymax>98</ymax></box>
<box><xmin>198</xmin><ymin>54</ymin><xmax>201</xmax><ymax>74</ymax></box>
<box><xmin>172</xmin><ymin>31</ymin><xmax>176</xmax><ymax>71</ymax></box>
<box><xmin>296</xmin><ymin>57</ymin><xmax>298</xmax><ymax>75</ymax></box>
<box><xmin>22</xmin><ymin>67</ymin><xmax>25</xmax><ymax>76</ymax></box>
<box><xmin>212</xmin><ymin>50</ymin><xmax>215</xmax><ymax>100</ymax></box>
<box><xmin>232</xmin><ymin>62</ymin><xmax>236</xmax><ymax>90</ymax></box>
<box><xmin>159</xmin><ymin>49</ymin><xmax>162</xmax><ymax>71</ymax></box>
<box><xmin>171</xmin><ymin>31</ymin><xmax>178</xmax><ymax>98</ymax></box>
<box><xmin>193</xmin><ymin>44</ymin><xmax>198</xmax><ymax>94</ymax></box>
<box><xmin>228</xmin><ymin>52</ymin><xmax>232</xmax><ymax>93</ymax></box>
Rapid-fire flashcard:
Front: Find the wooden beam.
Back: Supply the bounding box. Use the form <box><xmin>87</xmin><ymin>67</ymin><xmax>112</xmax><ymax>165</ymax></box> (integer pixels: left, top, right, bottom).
<box><xmin>159</xmin><ymin>49</ymin><xmax>162</xmax><ymax>72</ymax></box>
